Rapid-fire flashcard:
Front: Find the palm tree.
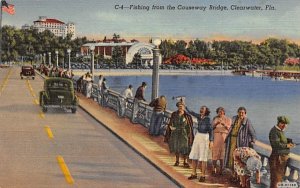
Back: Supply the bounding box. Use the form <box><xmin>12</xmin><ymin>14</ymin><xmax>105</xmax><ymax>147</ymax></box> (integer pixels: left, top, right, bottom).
<box><xmin>112</xmin><ymin>33</ymin><xmax>120</xmax><ymax>43</ymax></box>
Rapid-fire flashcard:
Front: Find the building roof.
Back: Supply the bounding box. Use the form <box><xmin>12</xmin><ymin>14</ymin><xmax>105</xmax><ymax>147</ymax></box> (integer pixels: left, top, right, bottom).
<box><xmin>34</xmin><ymin>18</ymin><xmax>65</xmax><ymax>24</ymax></box>
<box><xmin>82</xmin><ymin>42</ymin><xmax>136</xmax><ymax>47</ymax></box>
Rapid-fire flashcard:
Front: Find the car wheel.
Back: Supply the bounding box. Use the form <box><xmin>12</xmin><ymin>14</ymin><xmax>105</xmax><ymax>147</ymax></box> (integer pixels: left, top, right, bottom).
<box><xmin>71</xmin><ymin>108</ymin><xmax>77</xmax><ymax>113</ymax></box>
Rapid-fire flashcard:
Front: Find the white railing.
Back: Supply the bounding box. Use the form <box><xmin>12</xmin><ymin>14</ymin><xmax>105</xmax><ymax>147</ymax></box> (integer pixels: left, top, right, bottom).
<box><xmin>81</xmin><ymin>82</ymin><xmax>300</xmax><ymax>187</ymax></box>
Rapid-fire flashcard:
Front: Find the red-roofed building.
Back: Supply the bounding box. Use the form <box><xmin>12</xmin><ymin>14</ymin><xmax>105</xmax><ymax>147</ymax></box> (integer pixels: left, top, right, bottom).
<box><xmin>30</xmin><ymin>16</ymin><xmax>76</xmax><ymax>39</ymax></box>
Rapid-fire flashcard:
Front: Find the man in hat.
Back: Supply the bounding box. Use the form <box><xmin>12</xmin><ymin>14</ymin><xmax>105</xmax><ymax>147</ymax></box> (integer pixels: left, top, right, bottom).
<box><xmin>131</xmin><ymin>82</ymin><xmax>147</xmax><ymax>123</ymax></box>
<box><xmin>269</xmin><ymin>116</ymin><xmax>295</xmax><ymax>188</ymax></box>
<box><xmin>134</xmin><ymin>82</ymin><xmax>147</xmax><ymax>101</ymax></box>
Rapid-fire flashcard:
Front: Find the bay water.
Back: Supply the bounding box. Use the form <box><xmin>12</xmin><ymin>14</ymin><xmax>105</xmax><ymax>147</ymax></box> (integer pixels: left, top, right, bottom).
<box><xmin>94</xmin><ymin>74</ymin><xmax>300</xmax><ymax>154</ymax></box>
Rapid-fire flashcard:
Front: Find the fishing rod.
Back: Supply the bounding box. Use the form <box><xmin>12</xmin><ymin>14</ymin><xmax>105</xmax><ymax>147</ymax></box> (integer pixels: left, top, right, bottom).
<box><xmin>172</xmin><ymin>96</ymin><xmax>186</xmax><ymax>101</ymax></box>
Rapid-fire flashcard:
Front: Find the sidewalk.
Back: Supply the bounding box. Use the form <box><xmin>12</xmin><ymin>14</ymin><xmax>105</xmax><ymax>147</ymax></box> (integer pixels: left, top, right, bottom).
<box><xmin>77</xmin><ymin>93</ymin><xmax>237</xmax><ymax>188</ymax></box>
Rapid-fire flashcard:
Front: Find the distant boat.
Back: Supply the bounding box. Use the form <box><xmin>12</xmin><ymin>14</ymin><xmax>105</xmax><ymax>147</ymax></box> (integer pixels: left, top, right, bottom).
<box><xmin>245</xmin><ymin>70</ymin><xmax>263</xmax><ymax>77</ymax></box>
<box><xmin>272</xmin><ymin>76</ymin><xmax>299</xmax><ymax>82</ymax></box>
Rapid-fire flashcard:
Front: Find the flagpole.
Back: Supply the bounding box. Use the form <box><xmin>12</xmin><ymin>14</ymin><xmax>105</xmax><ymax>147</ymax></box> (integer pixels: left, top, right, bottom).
<box><xmin>0</xmin><ymin>0</ymin><xmax>3</xmax><ymax>65</ymax></box>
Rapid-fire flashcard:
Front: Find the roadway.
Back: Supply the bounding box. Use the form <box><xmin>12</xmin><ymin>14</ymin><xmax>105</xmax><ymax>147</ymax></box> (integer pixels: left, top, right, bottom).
<box><xmin>0</xmin><ymin>66</ymin><xmax>178</xmax><ymax>188</ymax></box>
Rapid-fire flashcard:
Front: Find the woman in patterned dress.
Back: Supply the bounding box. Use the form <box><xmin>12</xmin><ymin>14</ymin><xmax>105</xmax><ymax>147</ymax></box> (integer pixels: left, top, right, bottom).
<box><xmin>233</xmin><ymin>147</ymin><xmax>262</xmax><ymax>188</ymax></box>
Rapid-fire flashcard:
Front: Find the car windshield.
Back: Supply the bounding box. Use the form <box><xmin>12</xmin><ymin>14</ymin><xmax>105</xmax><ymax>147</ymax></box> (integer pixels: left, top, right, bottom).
<box><xmin>22</xmin><ymin>67</ymin><xmax>32</xmax><ymax>70</ymax></box>
<box><xmin>47</xmin><ymin>81</ymin><xmax>72</xmax><ymax>90</ymax></box>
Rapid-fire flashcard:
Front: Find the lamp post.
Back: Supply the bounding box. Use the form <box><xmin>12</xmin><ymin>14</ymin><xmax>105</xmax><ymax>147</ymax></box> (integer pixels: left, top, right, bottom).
<box><xmin>67</xmin><ymin>49</ymin><xmax>71</xmax><ymax>70</ymax></box>
<box><xmin>48</xmin><ymin>52</ymin><xmax>51</xmax><ymax>67</ymax></box>
<box><xmin>43</xmin><ymin>53</ymin><xmax>46</xmax><ymax>64</ymax></box>
<box><xmin>151</xmin><ymin>38</ymin><xmax>161</xmax><ymax>100</ymax></box>
<box><xmin>55</xmin><ymin>50</ymin><xmax>58</xmax><ymax>67</ymax></box>
<box><xmin>90</xmin><ymin>45</ymin><xmax>95</xmax><ymax>81</ymax></box>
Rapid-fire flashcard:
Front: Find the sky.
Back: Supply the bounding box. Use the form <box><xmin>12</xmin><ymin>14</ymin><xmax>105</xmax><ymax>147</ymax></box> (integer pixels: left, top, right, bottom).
<box><xmin>3</xmin><ymin>0</ymin><xmax>300</xmax><ymax>43</ymax></box>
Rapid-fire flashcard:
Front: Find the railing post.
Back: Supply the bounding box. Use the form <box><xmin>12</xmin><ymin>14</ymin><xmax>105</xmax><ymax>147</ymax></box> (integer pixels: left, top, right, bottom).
<box><xmin>288</xmin><ymin>168</ymin><xmax>297</xmax><ymax>182</ymax></box>
<box><xmin>261</xmin><ymin>156</ymin><xmax>268</xmax><ymax>174</ymax></box>
<box><xmin>285</xmin><ymin>166</ymin><xmax>291</xmax><ymax>181</ymax></box>
<box><xmin>296</xmin><ymin>170</ymin><xmax>300</xmax><ymax>186</ymax></box>
<box><xmin>131</xmin><ymin>99</ymin><xmax>138</xmax><ymax>123</ymax></box>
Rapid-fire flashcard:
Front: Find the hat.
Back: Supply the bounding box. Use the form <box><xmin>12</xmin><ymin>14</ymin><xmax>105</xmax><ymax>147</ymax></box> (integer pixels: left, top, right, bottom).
<box><xmin>277</xmin><ymin>116</ymin><xmax>290</xmax><ymax>124</ymax></box>
<box><xmin>246</xmin><ymin>156</ymin><xmax>262</xmax><ymax>172</ymax></box>
<box><xmin>142</xmin><ymin>82</ymin><xmax>147</xmax><ymax>86</ymax></box>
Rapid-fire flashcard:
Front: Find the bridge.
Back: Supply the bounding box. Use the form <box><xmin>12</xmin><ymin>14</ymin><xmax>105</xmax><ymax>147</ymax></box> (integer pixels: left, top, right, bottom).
<box><xmin>1</xmin><ymin>66</ymin><xmax>300</xmax><ymax>187</ymax></box>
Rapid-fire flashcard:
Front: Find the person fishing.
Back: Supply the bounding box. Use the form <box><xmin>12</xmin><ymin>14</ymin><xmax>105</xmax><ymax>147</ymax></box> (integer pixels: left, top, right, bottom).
<box><xmin>269</xmin><ymin>116</ymin><xmax>295</xmax><ymax>188</ymax></box>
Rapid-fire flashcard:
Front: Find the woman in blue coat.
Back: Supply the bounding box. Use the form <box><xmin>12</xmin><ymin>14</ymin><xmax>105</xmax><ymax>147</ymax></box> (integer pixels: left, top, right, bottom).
<box><xmin>224</xmin><ymin>107</ymin><xmax>256</xmax><ymax>181</ymax></box>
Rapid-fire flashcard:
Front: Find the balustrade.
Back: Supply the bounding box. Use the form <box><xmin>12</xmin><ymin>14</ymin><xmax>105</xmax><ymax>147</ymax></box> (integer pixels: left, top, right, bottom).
<box><xmin>81</xmin><ymin>81</ymin><xmax>300</xmax><ymax>187</ymax></box>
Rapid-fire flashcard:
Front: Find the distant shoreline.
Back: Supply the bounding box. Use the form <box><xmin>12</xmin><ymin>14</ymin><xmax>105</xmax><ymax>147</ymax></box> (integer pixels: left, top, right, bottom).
<box><xmin>72</xmin><ymin>69</ymin><xmax>233</xmax><ymax>76</ymax></box>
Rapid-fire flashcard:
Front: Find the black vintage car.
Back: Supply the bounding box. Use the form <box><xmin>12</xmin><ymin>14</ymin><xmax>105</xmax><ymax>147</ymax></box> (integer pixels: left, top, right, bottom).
<box><xmin>39</xmin><ymin>77</ymin><xmax>78</xmax><ymax>113</ymax></box>
<box><xmin>20</xmin><ymin>66</ymin><xmax>35</xmax><ymax>79</ymax></box>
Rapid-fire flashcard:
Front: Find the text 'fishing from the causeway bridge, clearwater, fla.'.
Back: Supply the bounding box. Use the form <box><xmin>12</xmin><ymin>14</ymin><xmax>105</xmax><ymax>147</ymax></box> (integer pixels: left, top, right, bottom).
<box><xmin>114</xmin><ymin>4</ymin><xmax>276</xmax><ymax>11</ymax></box>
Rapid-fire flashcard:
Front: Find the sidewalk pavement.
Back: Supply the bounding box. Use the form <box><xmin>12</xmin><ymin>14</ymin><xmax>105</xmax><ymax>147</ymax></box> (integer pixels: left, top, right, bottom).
<box><xmin>77</xmin><ymin>93</ymin><xmax>237</xmax><ymax>188</ymax></box>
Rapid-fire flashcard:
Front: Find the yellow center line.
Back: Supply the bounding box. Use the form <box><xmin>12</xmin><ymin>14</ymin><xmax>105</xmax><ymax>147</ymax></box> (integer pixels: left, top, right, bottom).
<box><xmin>34</xmin><ymin>99</ymin><xmax>39</xmax><ymax>105</ymax></box>
<box><xmin>57</xmin><ymin>156</ymin><xmax>74</xmax><ymax>184</ymax></box>
<box><xmin>39</xmin><ymin>111</ymin><xmax>45</xmax><ymax>119</ymax></box>
<box><xmin>0</xmin><ymin>68</ymin><xmax>12</xmax><ymax>96</ymax></box>
<box><xmin>45</xmin><ymin>126</ymin><xmax>54</xmax><ymax>139</ymax></box>
<box><xmin>26</xmin><ymin>80</ymin><xmax>40</xmax><ymax>107</ymax></box>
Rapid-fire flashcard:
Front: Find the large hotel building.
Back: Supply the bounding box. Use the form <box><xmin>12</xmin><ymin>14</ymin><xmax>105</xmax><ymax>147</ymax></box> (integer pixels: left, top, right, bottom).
<box><xmin>22</xmin><ymin>16</ymin><xmax>76</xmax><ymax>39</ymax></box>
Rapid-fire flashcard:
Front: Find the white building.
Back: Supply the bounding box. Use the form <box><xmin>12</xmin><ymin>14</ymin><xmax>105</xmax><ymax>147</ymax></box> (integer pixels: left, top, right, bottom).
<box><xmin>81</xmin><ymin>42</ymin><xmax>160</xmax><ymax>65</ymax></box>
<box><xmin>30</xmin><ymin>16</ymin><xmax>76</xmax><ymax>39</ymax></box>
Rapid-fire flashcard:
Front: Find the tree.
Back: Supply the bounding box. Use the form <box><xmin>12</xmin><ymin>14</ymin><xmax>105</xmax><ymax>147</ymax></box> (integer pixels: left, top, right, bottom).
<box><xmin>174</xmin><ymin>40</ymin><xmax>187</xmax><ymax>55</ymax></box>
<box><xmin>160</xmin><ymin>40</ymin><xmax>176</xmax><ymax>60</ymax></box>
<box><xmin>112</xmin><ymin>33</ymin><xmax>120</xmax><ymax>43</ymax></box>
<box><xmin>112</xmin><ymin>46</ymin><xmax>124</xmax><ymax>68</ymax></box>
<box><xmin>131</xmin><ymin>52</ymin><xmax>142</xmax><ymax>69</ymax></box>
<box><xmin>2</xmin><ymin>26</ymin><xmax>19</xmax><ymax>62</ymax></box>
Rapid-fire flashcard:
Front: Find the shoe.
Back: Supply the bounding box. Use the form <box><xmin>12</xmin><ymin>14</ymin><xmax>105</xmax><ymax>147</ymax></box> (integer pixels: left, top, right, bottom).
<box><xmin>229</xmin><ymin>176</ymin><xmax>239</xmax><ymax>183</ymax></box>
<box><xmin>212</xmin><ymin>171</ymin><xmax>217</xmax><ymax>177</ymax></box>
<box><xmin>174</xmin><ymin>161</ymin><xmax>179</xmax><ymax>166</ymax></box>
<box><xmin>199</xmin><ymin>176</ymin><xmax>205</xmax><ymax>182</ymax></box>
<box><xmin>183</xmin><ymin>162</ymin><xmax>190</xmax><ymax>168</ymax></box>
<box><xmin>188</xmin><ymin>174</ymin><xmax>197</xmax><ymax>180</ymax></box>
<box><xmin>218</xmin><ymin>170</ymin><xmax>223</xmax><ymax>176</ymax></box>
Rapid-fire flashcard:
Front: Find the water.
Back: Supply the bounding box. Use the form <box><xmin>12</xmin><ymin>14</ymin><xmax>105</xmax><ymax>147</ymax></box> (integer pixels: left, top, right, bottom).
<box><xmin>94</xmin><ymin>75</ymin><xmax>300</xmax><ymax>154</ymax></box>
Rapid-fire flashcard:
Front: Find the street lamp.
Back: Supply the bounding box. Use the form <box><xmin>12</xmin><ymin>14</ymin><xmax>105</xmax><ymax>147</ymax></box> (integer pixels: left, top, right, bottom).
<box><xmin>90</xmin><ymin>45</ymin><xmax>95</xmax><ymax>81</ymax></box>
<box><xmin>48</xmin><ymin>52</ymin><xmax>51</xmax><ymax>67</ymax></box>
<box><xmin>67</xmin><ymin>49</ymin><xmax>71</xmax><ymax>70</ymax></box>
<box><xmin>55</xmin><ymin>50</ymin><xmax>58</xmax><ymax>67</ymax></box>
<box><xmin>151</xmin><ymin>37</ymin><xmax>161</xmax><ymax>100</ymax></box>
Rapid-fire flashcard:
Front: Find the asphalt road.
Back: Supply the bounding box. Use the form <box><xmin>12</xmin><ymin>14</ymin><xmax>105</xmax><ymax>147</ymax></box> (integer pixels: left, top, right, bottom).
<box><xmin>0</xmin><ymin>67</ymin><xmax>178</xmax><ymax>188</ymax></box>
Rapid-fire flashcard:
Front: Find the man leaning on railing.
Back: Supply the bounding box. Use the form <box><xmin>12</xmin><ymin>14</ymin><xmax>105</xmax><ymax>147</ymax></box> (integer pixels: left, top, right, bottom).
<box><xmin>117</xmin><ymin>84</ymin><xmax>133</xmax><ymax>118</ymax></box>
<box><xmin>100</xmin><ymin>78</ymin><xmax>109</xmax><ymax>106</ymax></box>
<box><xmin>148</xmin><ymin>95</ymin><xmax>167</xmax><ymax>136</ymax></box>
<box><xmin>131</xmin><ymin>82</ymin><xmax>147</xmax><ymax>123</ymax></box>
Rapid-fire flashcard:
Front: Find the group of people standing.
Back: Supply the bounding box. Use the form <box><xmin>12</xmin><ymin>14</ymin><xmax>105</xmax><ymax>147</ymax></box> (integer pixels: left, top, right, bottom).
<box><xmin>163</xmin><ymin>101</ymin><xmax>293</xmax><ymax>188</ymax></box>
<box><xmin>47</xmin><ymin>65</ymin><xmax>74</xmax><ymax>79</ymax></box>
<box><xmin>80</xmin><ymin>77</ymin><xmax>294</xmax><ymax>188</ymax></box>
<box><xmin>77</xmin><ymin>73</ymin><xmax>109</xmax><ymax>105</ymax></box>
